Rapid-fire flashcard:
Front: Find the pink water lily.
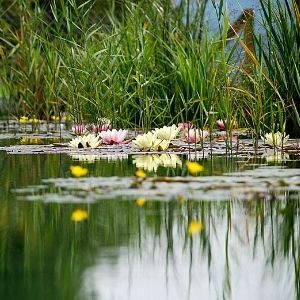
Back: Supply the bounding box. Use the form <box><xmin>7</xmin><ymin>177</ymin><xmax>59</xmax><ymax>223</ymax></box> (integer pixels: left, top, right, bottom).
<box><xmin>216</xmin><ymin>119</ymin><xmax>225</xmax><ymax>130</ymax></box>
<box><xmin>72</xmin><ymin>124</ymin><xmax>87</xmax><ymax>135</ymax></box>
<box><xmin>99</xmin><ymin>129</ymin><xmax>128</xmax><ymax>144</ymax></box>
<box><xmin>178</xmin><ymin>122</ymin><xmax>193</xmax><ymax>131</ymax></box>
<box><xmin>185</xmin><ymin>129</ymin><xmax>209</xmax><ymax>143</ymax></box>
<box><xmin>92</xmin><ymin>123</ymin><xmax>111</xmax><ymax>133</ymax></box>
<box><xmin>216</xmin><ymin>119</ymin><xmax>238</xmax><ymax>130</ymax></box>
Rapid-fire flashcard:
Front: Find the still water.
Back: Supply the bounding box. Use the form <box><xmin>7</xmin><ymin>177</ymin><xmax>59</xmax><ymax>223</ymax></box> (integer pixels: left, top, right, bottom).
<box><xmin>0</xmin><ymin>138</ymin><xmax>299</xmax><ymax>300</ymax></box>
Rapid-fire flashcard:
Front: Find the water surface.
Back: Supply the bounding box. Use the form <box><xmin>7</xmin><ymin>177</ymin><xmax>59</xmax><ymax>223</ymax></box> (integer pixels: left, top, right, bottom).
<box><xmin>0</xmin><ymin>137</ymin><xmax>299</xmax><ymax>300</ymax></box>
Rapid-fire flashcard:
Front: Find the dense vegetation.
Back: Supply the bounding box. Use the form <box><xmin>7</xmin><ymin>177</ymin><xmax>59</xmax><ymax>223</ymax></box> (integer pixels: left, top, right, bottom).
<box><xmin>0</xmin><ymin>0</ymin><xmax>299</xmax><ymax>136</ymax></box>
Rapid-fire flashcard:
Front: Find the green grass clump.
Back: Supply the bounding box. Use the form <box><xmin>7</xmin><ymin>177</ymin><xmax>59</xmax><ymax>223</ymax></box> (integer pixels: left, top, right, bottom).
<box><xmin>0</xmin><ymin>0</ymin><xmax>299</xmax><ymax>138</ymax></box>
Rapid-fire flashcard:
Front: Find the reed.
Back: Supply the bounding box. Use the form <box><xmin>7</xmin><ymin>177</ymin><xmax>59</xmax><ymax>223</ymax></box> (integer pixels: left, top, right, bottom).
<box><xmin>0</xmin><ymin>0</ymin><xmax>298</xmax><ymax>137</ymax></box>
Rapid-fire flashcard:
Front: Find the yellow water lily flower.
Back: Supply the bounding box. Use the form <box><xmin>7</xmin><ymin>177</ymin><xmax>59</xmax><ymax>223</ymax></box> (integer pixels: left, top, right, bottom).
<box><xmin>71</xmin><ymin>209</ymin><xmax>88</xmax><ymax>222</ymax></box>
<box><xmin>154</xmin><ymin>125</ymin><xmax>179</xmax><ymax>140</ymax></box>
<box><xmin>135</xmin><ymin>197</ymin><xmax>146</xmax><ymax>207</ymax></box>
<box><xmin>19</xmin><ymin>116</ymin><xmax>28</xmax><ymax>124</ymax></box>
<box><xmin>261</xmin><ymin>131</ymin><xmax>289</xmax><ymax>147</ymax></box>
<box><xmin>135</xmin><ymin>169</ymin><xmax>146</xmax><ymax>178</ymax></box>
<box><xmin>51</xmin><ymin>115</ymin><xmax>60</xmax><ymax>122</ymax></box>
<box><xmin>70</xmin><ymin>165</ymin><xmax>88</xmax><ymax>177</ymax></box>
<box><xmin>29</xmin><ymin>117</ymin><xmax>40</xmax><ymax>124</ymax></box>
<box><xmin>188</xmin><ymin>220</ymin><xmax>203</xmax><ymax>235</ymax></box>
<box><xmin>186</xmin><ymin>161</ymin><xmax>204</xmax><ymax>175</ymax></box>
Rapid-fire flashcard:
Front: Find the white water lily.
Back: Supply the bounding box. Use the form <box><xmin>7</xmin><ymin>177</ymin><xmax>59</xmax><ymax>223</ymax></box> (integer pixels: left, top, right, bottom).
<box><xmin>154</xmin><ymin>125</ymin><xmax>179</xmax><ymax>140</ymax></box>
<box><xmin>132</xmin><ymin>154</ymin><xmax>182</xmax><ymax>172</ymax></box>
<box><xmin>132</xmin><ymin>131</ymin><xmax>170</xmax><ymax>151</ymax></box>
<box><xmin>261</xmin><ymin>131</ymin><xmax>289</xmax><ymax>147</ymax></box>
<box><xmin>69</xmin><ymin>134</ymin><xmax>101</xmax><ymax>149</ymax></box>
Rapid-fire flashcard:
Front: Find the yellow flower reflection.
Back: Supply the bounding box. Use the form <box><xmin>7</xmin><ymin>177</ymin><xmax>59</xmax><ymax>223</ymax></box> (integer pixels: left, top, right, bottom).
<box><xmin>188</xmin><ymin>220</ymin><xmax>203</xmax><ymax>235</ymax></box>
<box><xmin>186</xmin><ymin>161</ymin><xmax>204</xmax><ymax>175</ymax></box>
<box><xmin>70</xmin><ymin>165</ymin><xmax>88</xmax><ymax>177</ymax></box>
<box><xmin>71</xmin><ymin>209</ymin><xmax>88</xmax><ymax>222</ymax></box>
<box><xmin>135</xmin><ymin>197</ymin><xmax>146</xmax><ymax>207</ymax></box>
<box><xmin>133</xmin><ymin>154</ymin><xmax>182</xmax><ymax>172</ymax></box>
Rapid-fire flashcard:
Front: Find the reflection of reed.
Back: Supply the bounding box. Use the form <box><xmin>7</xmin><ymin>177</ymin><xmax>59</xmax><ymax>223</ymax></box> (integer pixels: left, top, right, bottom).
<box><xmin>1</xmin><ymin>156</ymin><xmax>300</xmax><ymax>299</ymax></box>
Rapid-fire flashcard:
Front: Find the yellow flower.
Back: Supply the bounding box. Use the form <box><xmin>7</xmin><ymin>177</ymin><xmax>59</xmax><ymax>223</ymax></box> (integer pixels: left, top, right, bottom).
<box><xmin>19</xmin><ymin>116</ymin><xmax>28</xmax><ymax>124</ymax></box>
<box><xmin>135</xmin><ymin>197</ymin><xmax>146</xmax><ymax>207</ymax></box>
<box><xmin>51</xmin><ymin>115</ymin><xmax>60</xmax><ymax>122</ymax></box>
<box><xmin>135</xmin><ymin>169</ymin><xmax>146</xmax><ymax>178</ymax></box>
<box><xmin>186</xmin><ymin>161</ymin><xmax>204</xmax><ymax>175</ymax></box>
<box><xmin>29</xmin><ymin>117</ymin><xmax>40</xmax><ymax>124</ymax></box>
<box><xmin>188</xmin><ymin>220</ymin><xmax>203</xmax><ymax>235</ymax></box>
<box><xmin>71</xmin><ymin>209</ymin><xmax>88</xmax><ymax>222</ymax></box>
<box><xmin>70</xmin><ymin>165</ymin><xmax>88</xmax><ymax>177</ymax></box>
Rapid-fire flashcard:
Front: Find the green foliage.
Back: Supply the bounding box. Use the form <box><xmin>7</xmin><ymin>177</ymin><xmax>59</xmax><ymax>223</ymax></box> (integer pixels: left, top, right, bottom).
<box><xmin>0</xmin><ymin>0</ymin><xmax>299</xmax><ymax>137</ymax></box>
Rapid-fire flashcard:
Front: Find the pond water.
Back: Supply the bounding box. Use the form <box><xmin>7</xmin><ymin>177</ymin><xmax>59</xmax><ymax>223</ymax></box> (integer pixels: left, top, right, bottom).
<box><xmin>0</xmin><ymin>129</ymin><xmax>300</xmax><ymax>300</ymax></box>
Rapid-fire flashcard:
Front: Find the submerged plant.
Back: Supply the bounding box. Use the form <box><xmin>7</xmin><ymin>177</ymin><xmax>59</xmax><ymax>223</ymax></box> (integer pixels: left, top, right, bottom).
<box><xmin>99</xmin><ymin>129</ymin><xmax>128</xmax><ymax>145</ymax></box>
<box><xmin>261</xmin><ymin>131</ymin><xmax>289</xmax><ymax>147</ymax></box>
<box><xmin>132</xmin><ymin>132</ymin><xmax>170</xmax><ymax>151</ymax></box>
<box><xmin>69</xmin><ymin>134</ymin><xmax>101</xmax><ymax>149</ymax></box>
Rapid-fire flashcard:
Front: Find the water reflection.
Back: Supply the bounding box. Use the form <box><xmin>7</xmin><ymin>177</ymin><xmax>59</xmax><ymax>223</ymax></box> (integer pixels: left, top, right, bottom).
<box><xmin>0</xmin><ymin>147</ymin><xmax>300</xmax><ymax>299</ymax></box>
<box><xmin>132</xmin><ymin>154</ymin><xmax>182</xmax><ymax>172</ymax></box>
<box><xmin>70</xmin><ymin>153</ymin><xmax>128</xmax><ymax>163</ymax></box>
